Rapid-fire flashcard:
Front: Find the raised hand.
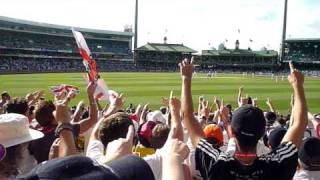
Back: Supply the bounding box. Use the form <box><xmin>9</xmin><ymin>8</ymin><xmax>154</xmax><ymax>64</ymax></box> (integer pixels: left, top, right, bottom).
<box><xmin>239</xmin><ymin>86</ymin><xmax>244</xmax><ymax>92</ymax></box>
<box><xmin>200</xmin><ymin>100</ymin><xmax>210</xmax><ymax>119</ymax></box>
<box><xmin>288</xmin><ymin>61</ymin><xmax>304</xmax><ymax>88</ymax></box>
<box><xmin>139</xmin><ymin>103</ymin><xmax>149</xmax><ymax>124</ymax></box>
<box><xmin>169</xmin><ymin>97</ymin><xmax>181</xmax><ymax>114</ymax></box>
<box><xmin>53</xmin><ymin>101</ymin><xmax>72</xmax><ymax>124</ymax></box>
<box><xmin>105</xmin><ymin>125</ymin><xmax>134</xmax><ymax>162</ymax></box>
<box><xmin>161</xmin><ymin>97</ymin><xmax>169</xmax><ymax>106</ymax></box>
<box><xmin>266</xmin><ymin>98</ymin><xmax>272</xmax><ymax>106</ymax></box>
<box><xmin>86</xmin><ymin>81</ymin><xmax>97</xmax><ymax>99</ymax></box>
<box><xmin>48</xmin><ymin>138</ymin><xmax>61</xmax><ymax>160</ymax></box>
<box><xmin>179</xmin><ymin>58</ymin><xmax>194</xmax><ymax>79</ymax></box>
<box><xmin>252</xmin><ymin>97</ymin><xmax>258</xmax><ymax>107</ymax></box>
<box><xmin>161</xmin><ymin>137</ymin><xmax>189</xmax><ymax>161</ymax></box>
<box><xmin>219</xmin><ymin>101</ymin><xmax>230</xmax><ymax>123</ymax></box>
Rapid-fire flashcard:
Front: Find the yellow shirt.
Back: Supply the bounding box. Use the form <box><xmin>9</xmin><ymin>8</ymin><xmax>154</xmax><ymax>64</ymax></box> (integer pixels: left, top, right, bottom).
<box><xmin>133</xmin><ymin>144</ymin><xmax>155</xmax><ymax>157</ymax></box>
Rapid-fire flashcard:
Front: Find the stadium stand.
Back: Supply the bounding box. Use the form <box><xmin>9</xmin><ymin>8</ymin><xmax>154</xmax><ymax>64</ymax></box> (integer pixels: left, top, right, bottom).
<box><xmin>134</xmin><ymin>43</ymin><xmax>197</xmax><ymax>71</ymax></box>
<box><xmin>0</xmin><ymin>16</ymin><xmax>135</xmax><ymax>73</ymax></box>
<box><xmin>201</xmin><ymin>39</ymin><xmax>279</xmax><ymax>72</ymax></box>
<box><xmin>283</xmin><ymin>38</ymin><xmax>320</xmax><ymax>71</ymax></box>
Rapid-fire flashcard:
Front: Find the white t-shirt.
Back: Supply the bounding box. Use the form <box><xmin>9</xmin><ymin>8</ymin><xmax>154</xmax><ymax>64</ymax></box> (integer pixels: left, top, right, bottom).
<box><xmin>293</xmin><ymin>169</ymin><xmax>320</xmax><ymax>180</ymax></box>
<box><xmin>86</xmin><ymin>139</ymin><xmax>161</xmax><ymax>180</ymax></box>
<box><xmin>144</xmin><ymin>151</ymin><xmax>162</xmax><ymax>180</ymax></box>
<box><xmin>86</xmin><ymin>139</ymin><xmax>105</xmax><ymax>164</ymax></box>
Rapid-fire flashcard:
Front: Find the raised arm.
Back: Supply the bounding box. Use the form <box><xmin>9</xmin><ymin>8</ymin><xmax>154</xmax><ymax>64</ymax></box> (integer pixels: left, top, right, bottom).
<box><xmin>72</xmin><ymin>100</ymin><xmax>85</xmax><ymax>123</ymax></box>
<box><xmin>161</xmin><ymin>124</ymin><xmax>190</xmax><ymax>180</ymax></box>
<box><xmin>237</xmin><ymin>86</ymin><xmax>243</xmax><ymax>107</ymax></box>
<box><xmin>180</xmin><ymin>58</ymin><xmax>205</xmax><ymax>147</ymax></box>
<box><xmin>266</xmin><ymin>98</ymin><xmax>276</xmax><ymax>113</ymax></box>
<box><xmin>78</xmin><ymin>82</ymin><xmax>98</xmax><ymax>134</ymax></box>
<box><xmin>169</xmin><ymin>96</ymin><xmax>183</xmax><ymax>141</ymax></box>
<box><xmin>219</xmin><ymin>101</ymin><xmax>233</xmax><ymax>138</ymax></box>
<box><xmin>281</xmin><ymin>63</ymin><xmax>308</xmax><ymax>147</ymax></box>
<box><xmin>53</xmin><ymin>100</ymin><xmax>77</xmax><ymax>157</ymax></box>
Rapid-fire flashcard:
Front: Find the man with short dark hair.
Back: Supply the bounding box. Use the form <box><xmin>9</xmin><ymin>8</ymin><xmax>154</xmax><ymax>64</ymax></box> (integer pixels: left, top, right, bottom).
<box><xmin>6</xmin><ymin>98</ymin><xmax>28</xmax><ymax>115</ymax></box>
<box><xmin>98</xmin><ymin>112</ymin><xmax>134</xmax><ymax>150</ymax></box>
<box><xmin>28</xmin><ymin>100</ymin><xmax>57</xmax><ymax>163</ymax></box>
<box><xmin>180</xmin><ymin>59</ymin><xmax>308</xmax><ymax>179</ymax></box>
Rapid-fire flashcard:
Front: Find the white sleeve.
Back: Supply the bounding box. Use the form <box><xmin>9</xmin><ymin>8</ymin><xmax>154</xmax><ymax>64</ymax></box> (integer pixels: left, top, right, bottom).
<box><xmin>257</xmin><ymin>140</ymin><xmax>270</xmax><ymax>156</ymax></box>
<box><xmin>226</xmin><ymin>137</ymin><xmax>236</xmax><ymax>156</ymax></box>
<box><xmin>86</xmin><ymin>140</ymin><xmax>105</xmax><ymax>164</ymax></box>
<box><xmin>187</xmin><ymin>138</ymin><xmax>203</xmax><ymax>180</ymax></box>
<box><xmin>143</xmin><ymin>152</ymin><xmax>162</xmax><ymax>180</ymax></box>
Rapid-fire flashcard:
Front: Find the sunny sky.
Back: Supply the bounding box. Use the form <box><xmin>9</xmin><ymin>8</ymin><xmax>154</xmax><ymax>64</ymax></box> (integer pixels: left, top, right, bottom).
<box><xmin>0</xmin><ymin>0</ymin><xmax>319</xmax><ymax>52</ymax></box>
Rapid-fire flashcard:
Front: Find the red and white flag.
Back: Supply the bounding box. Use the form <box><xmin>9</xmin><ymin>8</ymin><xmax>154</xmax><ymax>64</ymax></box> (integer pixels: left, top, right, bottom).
<box><xmin>72</xmin><ymin>29</ymin><xmax>98</xmax><ymax>82</ymax></box>
<box><xmin>73</xmin><ymin>29</ymin><xmax>112</xmax><ymax>102</ymax></box>
<box><xmin>50</xmin><ymin>84</ymin><xmax>79</xmax><ymax>96</ymax></box>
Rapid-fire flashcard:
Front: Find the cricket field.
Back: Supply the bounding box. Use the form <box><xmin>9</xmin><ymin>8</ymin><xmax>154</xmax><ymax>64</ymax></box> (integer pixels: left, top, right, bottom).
<box><xmin>0</xmin><ymin>72</ymin><xmax>319</xmax><ymax>114</ymax></box>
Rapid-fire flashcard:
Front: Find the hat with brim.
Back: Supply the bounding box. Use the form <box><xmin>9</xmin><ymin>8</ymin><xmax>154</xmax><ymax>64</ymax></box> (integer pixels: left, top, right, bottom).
<box><xmin>0</xmin><ymin>113</ymin><xmax>44</xmax><ymax>148</ymax></box>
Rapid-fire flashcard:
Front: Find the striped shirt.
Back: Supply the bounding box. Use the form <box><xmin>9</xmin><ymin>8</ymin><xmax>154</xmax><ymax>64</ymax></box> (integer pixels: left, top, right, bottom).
<box><xmin>195</xmin><ymin>138</ymin><xmax>298</xmax><ymax>180</ymax></box>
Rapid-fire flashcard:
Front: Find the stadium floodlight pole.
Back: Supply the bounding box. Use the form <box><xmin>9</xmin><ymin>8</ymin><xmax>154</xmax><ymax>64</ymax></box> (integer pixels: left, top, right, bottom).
<box><xmin>134</xmin><ymin>0</ymin><xmax>138</xmax><ymax>50</ymax></box>
<box><xmin>133</xmin><ymin>0</ymin><xmax>138</xmax><ymax>65</ymax></box>
<box><xmin>280</xmin><ymin>0</ymin><xmax>288</xmax><ymax>62</ymax></box>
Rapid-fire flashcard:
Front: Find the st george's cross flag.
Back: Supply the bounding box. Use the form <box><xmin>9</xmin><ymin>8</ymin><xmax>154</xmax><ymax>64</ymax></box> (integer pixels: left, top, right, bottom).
<box><xmin>73</xmin><ymin>29</ymin><xmax>110</xmax><ymax>101</ymax></box>
<box><xmin>72</xmin><ymin>29</ymin><xmax>98</xmax><ymax>82</ymax></box>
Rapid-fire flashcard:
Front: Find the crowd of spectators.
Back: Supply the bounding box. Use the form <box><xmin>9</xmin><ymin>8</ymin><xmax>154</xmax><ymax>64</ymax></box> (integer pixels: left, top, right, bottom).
<box><xmin>0</xmin><ymin>60</ymin><xmax>319</xmax><ymax>180</ymax></box>
<box><xmin>0</xmin><ymin>30</ymin><xmax>131</xmax><ymax>54</ymax></box>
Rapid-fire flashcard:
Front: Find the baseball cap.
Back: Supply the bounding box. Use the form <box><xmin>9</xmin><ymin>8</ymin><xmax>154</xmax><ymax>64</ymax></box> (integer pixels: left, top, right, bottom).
<box><xmin>138</xmin><ymin>121</ymin><xmax>156</xmax><ymax>147</ymax></box>
<box><xmin>18</xmin><ymin>155</ymin><xmax>155</xmax><ymax>180</ymax></box>
<box><xmin>203</xmin><ymin>124</ymin><xmax>223</xmax><ymax>146</ymax></box>
<box><xmin>268</xmin><ymin>127</ymin><xmax>287</xmax><ymax>150</ymax></box>
<box><xmin>146</xmin><ymin>111</ymin><xmax>167</xmax><ymax>124</ymax></box>
<box><xmin>107</xmin><ymin>155</ymin><xmax>155</xmax><ymax>180</ymax></box>
<box><xmin>0</xmin><ymin>113</ymin><xmax>44</xmax><ymax>148</ymax></box>
<box><xmin>231</xmin><ymin>105</ymin><xmax>266</xmax><ymax>143</ymax></box>
<box><xmin>264</xmin><ymin>111</ymin><xmax>277</xmax><ymax>126</ymax></box>
<box><xmin>299</xmin><ymin>137</ymin><xmax>320</xmax><ymax>171</ymax></box>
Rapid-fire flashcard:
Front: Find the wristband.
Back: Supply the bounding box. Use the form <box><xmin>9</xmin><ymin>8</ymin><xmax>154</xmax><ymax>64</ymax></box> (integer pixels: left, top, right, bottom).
<box><xmin>55</xmin><ymin>123</ymin><xmax>73</xmax><ymax>137</ymax></box>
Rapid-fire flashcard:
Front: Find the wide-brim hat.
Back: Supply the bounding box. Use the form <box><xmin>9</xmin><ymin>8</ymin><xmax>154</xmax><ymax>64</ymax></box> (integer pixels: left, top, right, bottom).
<box><xmin>0</xmin><ymin>113</ymin><xmax>44</xmax><ymax>148</ymax></box>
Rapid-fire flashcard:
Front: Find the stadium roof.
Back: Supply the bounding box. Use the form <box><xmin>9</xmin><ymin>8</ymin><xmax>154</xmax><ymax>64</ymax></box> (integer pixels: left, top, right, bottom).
<box><xmin>285</xmin><ymin>38</ymin><xmax>320</xmax><ymax>43</ymax></box>
<box><xmin>136</xmin><ymin>43</ymin><xmax>197</xmax><ymax>53</ymax></box>
<box><xmin>202</xmin><ymin>49</ymin><xmax>278</xmax><ymax>57</ymax></box>
<box><xmin>0</xmin><ymin>16</ymin><xmax>133</xmax><ymax>37</ymax></box>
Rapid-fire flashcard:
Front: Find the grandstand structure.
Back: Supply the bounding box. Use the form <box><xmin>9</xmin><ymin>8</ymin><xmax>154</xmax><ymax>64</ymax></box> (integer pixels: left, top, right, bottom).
<box><xmin>283</xmin><ymin>38</ymin><xmax>320</xmax><ymax>70</ymax></box>
<box><xmin>0</xmin><ymin>16</ymin><xmax>135</xmax><ymax>73</ymax></box>
<box><xmin>134</xmin><ymin>43</ymin><xmax>196</xmax><ymax>71</ymax></box>
<box><xmin>201</xmin><ymin>48</ymin><xmax>278</xmax><ymax>71</ymax></box>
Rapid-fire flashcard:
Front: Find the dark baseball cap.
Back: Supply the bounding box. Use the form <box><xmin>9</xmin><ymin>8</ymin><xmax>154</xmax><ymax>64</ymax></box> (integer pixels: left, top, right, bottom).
<box><xmin>268</xmin><ymin>127</ymin><xmax>287</xmax><ymax>150</ymax></box>
<box><xmin>299</xmin><ymin>137</ymin><xmax>320</xmax><ymax>171</ymax></box>
<box><xmin>18</xmin><ymin>155</ymin><xmax>155</xmax><ymax>180</ymax></box>
<box><xmin>231</xmin><ymin>105</ymin><xmax>266</xmax><ymax>143</ymax></box>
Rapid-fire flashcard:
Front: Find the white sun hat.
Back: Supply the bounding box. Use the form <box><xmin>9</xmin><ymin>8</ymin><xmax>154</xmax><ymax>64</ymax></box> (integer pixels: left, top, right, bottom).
<box><xmin>0</xmin><ymin>113</ymin><xmax>44</xmax><ymax>148</ymax></box>
<box><xmin>146</xmin><ymin>110</ymin><xmax>167</xmax><ymax>124</ymax></box>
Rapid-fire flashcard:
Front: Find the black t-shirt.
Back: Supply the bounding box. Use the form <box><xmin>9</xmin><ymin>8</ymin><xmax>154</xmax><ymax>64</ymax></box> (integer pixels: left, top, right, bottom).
<box><xmin>28</xmin><ymin>123</ymin><xmax>81</xmax><ymax>163</ymax></box>
<box><xmin>195</xmin><ymin>138</ymin><xmax>298</xmax><ymax>180</ymax></box>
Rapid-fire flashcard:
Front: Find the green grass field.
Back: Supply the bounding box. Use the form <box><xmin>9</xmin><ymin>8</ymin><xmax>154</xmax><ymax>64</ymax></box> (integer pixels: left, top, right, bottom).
<box><xmin>0</xmin><ymin>72</ymin><xmax>319</xmax><ymax>114</ymax></box>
